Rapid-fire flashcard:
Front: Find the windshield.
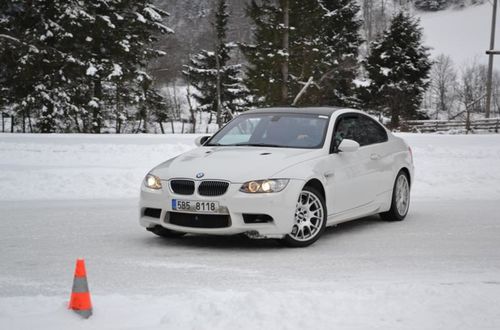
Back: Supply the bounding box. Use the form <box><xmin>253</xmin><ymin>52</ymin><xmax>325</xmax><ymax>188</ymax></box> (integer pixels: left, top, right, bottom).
<box><xmin>206</xmin><ymin>113</ymin><xmax>330</xmax><ymax>149</ymax></box>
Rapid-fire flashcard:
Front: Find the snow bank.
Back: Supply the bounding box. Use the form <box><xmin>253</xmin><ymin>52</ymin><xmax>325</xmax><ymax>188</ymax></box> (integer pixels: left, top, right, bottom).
<box><xmin>402</xmin><ymin>133</ymin><xmax>500</xmax><ymax>200</ymax></box>
<box><xmin>1</xmin><ymin>133</ymin><xmax>500</xmax><ymax>201</ymax></box>
<box><xmin>0</xmin><ymin>134</ymin><xmax>198</xmax><ymax>201</ymax></box>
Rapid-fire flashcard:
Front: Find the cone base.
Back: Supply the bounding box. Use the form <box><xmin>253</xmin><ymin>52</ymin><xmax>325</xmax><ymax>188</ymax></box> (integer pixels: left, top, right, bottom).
<box><xmin>73</xmin><ymin>308</ymin><xmax>92</xmax><ymax>319</ymax></box>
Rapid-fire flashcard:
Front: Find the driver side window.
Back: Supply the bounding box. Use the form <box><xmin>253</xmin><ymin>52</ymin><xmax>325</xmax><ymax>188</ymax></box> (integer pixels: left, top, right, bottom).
<box><xmin>332</xmin><ymin>115</ymin><xmax>359</xmax><ymax>152</ymax></box>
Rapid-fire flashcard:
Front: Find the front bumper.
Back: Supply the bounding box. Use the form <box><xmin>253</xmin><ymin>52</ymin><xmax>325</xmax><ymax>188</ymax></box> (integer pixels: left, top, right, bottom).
<box><xmin>139</xmin><ymin>179</ymin><xmax>305</xmax><ymax>238</ymax></box>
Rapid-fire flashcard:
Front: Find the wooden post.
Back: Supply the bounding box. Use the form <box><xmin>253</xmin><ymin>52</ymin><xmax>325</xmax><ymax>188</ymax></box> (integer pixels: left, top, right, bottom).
<box><xmin>485</xmin><ymin>0</ymin><xmax>498</xmax><ymax>118</ymax></box>
<box><xmin>465</xmin><ymin>107</ymin><xmax>471</xmax><ymax>134</ymax></box>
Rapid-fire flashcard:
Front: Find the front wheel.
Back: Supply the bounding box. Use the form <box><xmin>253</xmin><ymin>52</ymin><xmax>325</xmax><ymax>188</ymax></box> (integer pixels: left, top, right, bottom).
<box><xmin>282</xmin><ymin>186</ymin><xmax>326</xmax><ymax>247</ymax></box>
<box><xmin>380</xmin><ymin>170</ymin><xmax>410</xmax><ymax>221</ymax></box>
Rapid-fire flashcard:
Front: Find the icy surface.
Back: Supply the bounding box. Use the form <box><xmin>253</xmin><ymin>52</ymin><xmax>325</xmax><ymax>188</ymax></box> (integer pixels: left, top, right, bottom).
<box><xmin>0</xmin><ymin>133</ymin><xmax>500</xmax><ymax>329</ymax></box>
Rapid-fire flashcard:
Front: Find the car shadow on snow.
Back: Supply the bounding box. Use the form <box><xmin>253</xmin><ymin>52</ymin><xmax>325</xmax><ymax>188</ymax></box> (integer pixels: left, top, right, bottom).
<box><xmin>139</xmin><ymin>214</ymin><xmax>392</xmax><ymax>250</ymax></box>
<box><xmin>322</xmin><ymin>214</ymin><xmax>388</xmax><ymax>238</ymax></box>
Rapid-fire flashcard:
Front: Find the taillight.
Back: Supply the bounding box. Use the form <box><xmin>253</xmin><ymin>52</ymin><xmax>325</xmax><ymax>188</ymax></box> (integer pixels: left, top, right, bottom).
<box><xmin>408</xmin><ymin>146</ymin><xmax>413</xmax><ymax>164</ymax></box>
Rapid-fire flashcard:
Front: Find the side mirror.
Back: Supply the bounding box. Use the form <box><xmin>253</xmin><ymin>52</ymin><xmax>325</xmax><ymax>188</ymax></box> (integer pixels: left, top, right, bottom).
<box><xmin>195</xmin><ymin>135</ymin><xmax>211</xmax><ymax>146</ymax></box>
<box><xmin>338</xmin><ymin>139</ymin><xmax>359</xmax><ymax>153</ymax></box>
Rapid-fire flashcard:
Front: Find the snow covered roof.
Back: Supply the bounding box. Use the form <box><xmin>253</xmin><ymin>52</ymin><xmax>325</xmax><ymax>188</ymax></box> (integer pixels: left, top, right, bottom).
<box><xmin>248</xmin><ymin>107</ymin><xmax>345</xmax><ymax>116</ymax></box>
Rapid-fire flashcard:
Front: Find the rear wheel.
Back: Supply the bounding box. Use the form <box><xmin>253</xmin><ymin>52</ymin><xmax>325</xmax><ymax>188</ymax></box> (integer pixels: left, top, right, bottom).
<box><xmin>380</xmin><ymin>170</ymin><xmax>410</xmax><ymax>221</ymax></box>
<box><xmin>148</xmin><ymin>226</ymin><xmax>186</xmax><ymax>238</ymax></box>
<box><xmin>282</xmin><ymin>186</ymin><xmax>326</xmax><ymax>247</ymax></box>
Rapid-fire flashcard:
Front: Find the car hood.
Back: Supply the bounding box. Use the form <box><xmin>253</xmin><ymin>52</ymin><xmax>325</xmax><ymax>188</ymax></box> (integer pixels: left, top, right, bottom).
<box><xmin>152</xmin><ymin>146</ymin><xmax>321</xmax><ymax>183</ymax></box>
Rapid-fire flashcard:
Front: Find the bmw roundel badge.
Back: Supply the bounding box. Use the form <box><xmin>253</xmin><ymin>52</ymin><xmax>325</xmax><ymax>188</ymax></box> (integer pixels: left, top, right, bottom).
<box><xmin>196</xmin><ymin>172</ymin><xmax>205</xmax><ymax>178</ymax></box>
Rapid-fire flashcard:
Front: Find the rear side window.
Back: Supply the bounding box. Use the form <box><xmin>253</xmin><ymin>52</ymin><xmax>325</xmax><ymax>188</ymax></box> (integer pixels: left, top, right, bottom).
<box><xmin>357</xmin><ymin>115</ymin><xmax>388</xmax><ymax>146</ymax></box>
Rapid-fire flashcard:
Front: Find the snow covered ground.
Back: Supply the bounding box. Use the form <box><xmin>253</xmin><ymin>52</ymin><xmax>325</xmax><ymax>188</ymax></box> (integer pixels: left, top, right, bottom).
<box><xmin>1</xmin><ymin>133</ymin><xmax>500</xmax><ymax>329</ymax></box>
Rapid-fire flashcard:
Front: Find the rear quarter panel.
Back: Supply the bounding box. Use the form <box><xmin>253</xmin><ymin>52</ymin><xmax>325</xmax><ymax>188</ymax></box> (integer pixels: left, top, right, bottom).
<box><xmin>389</xmin><ymin>134</ymin><xmax>414</xmax><ymax>186</ymax></box>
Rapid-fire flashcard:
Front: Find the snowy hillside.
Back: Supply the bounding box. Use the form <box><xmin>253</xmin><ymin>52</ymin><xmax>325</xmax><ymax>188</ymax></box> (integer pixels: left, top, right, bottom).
<box><xmin>418</xmin><ymin>3</ymin><xmax>498</xmax><ymax>68</ymax></box>
<box><xmin>1</xmin><ymin>133</ymin><xmax>500</xmax><ymax>329</ymax></box>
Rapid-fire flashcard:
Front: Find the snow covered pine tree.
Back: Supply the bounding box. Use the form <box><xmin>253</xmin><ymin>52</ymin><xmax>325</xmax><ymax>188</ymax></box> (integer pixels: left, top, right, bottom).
<box><xmin>241</xmin><ymin>0</ymin><xmax>361</xmax><ymax>107</ymax></box>
<box><xmin>73</xmin><ymin>0</ymin><xmax>172</xmax><ymax>133</ymax></box>
<box><xmin>183</xmin><ymin>0</ymin><xmax>248</xmax><ymax>127</ymax></box>
<box><xmin>364</xmin><ymin>12</ymin><xmax>431</xmax><ymax>128</ymax></box>
<box><xmin>0</xmin><ymin>0</ymin><xmax>89</xmax><ymax>132</ymax></box>
<box><xmin>0</xmin><ymin>0</ymin><xmax>172</xmax><ymax>133</ymax></box>
<box><xmin>414</xmin><ymin>0</ymin><xmax>448</xmax><ymax>11</ymax></box>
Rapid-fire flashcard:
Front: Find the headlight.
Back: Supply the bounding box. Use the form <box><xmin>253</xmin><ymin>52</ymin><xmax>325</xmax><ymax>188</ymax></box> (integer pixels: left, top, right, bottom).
<box><xmin>240</xmin><ymin>179</ymin><xmax>289</xmax><ymax>193</ymax></box>
<box><xmin>144</xmin><ymin>174</ymin><xmax>162</xmax><ymax>190</ymax></box>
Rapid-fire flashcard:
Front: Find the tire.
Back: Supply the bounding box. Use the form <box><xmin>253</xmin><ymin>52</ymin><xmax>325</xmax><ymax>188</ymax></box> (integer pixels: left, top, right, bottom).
<box><xmin>380</xmin><ymin>170</ymin><xmax>410</xmax><ymax>222</ymax></box>
<box><xmin>281</xmin><ymin>186</ymin><xmax>327</xmax><ymax>247</ymax></box>
<box><xmin>148</xmin><ymin>226</ymin><xmax>186</xmax><ymax>238</ymax></box>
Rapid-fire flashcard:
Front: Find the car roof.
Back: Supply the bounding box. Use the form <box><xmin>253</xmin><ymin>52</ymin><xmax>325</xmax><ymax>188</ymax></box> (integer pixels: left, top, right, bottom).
<box><xmin>245</xmin><ymin>107</ymin><xmax>346</xmax><ymax>116</ymax></box>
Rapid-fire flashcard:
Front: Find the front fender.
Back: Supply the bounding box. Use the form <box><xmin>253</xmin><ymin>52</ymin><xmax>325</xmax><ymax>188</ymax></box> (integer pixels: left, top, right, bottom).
<box><xmin>272</xmin><ymin>156</ymin><xmax>330</xmax><ymax>195</ymax></box>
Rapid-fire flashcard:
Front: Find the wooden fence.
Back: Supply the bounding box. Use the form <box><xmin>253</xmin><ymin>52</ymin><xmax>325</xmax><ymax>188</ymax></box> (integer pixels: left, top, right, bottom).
<box><xmin>404</xmin><ymin>118</ymin><xmax>500</xmax><ymax>133</ymax></box>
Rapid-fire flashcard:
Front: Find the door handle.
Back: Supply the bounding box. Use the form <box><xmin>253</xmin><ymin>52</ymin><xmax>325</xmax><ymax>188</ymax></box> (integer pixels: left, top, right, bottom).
<box><xmin>370</xmin><ymin>153</ymin><xmax>381</xmax><ymax>160</ymax></box>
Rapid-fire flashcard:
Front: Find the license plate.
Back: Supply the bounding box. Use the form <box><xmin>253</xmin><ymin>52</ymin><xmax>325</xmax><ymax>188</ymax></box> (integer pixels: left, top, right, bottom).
<box><xmin>171</xmin><ymin>199</ymin><xmax>220</xmax><ymax>213</ymax></box>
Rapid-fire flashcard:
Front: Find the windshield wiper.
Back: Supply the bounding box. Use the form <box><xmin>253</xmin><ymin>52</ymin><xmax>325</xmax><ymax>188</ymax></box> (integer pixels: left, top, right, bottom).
<box><xmin>229</xmin><ymin>143</ymin><xmax>285</xmax><ymax>148</ymax></box>
<box><xmin>206</xmin><ymin>142</ymin><xmax>285</xmax><ymax>148</ymax></box>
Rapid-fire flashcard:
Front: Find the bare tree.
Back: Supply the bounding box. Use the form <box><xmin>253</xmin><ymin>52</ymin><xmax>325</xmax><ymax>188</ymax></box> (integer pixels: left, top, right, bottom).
<box><xmin>491</xmin><ymin>70</ymin><xmax>500</xmax><ymax>117</ymax></box>
<box><xmin>457</xmin><ymin>60</ymin><xmax>487</xmax><ymax>115</ymax></box>
<box><xmin>428</xmin><ymin>54</ymin><xmax>457</xmax><ymax>119</ymax></box>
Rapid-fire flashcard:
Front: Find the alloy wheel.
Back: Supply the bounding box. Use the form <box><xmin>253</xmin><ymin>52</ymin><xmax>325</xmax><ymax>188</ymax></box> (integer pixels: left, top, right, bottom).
<box><xmin>290</xmin><ymin>191</ymin><xmax>325</xmax><ymax>242</ymax></box>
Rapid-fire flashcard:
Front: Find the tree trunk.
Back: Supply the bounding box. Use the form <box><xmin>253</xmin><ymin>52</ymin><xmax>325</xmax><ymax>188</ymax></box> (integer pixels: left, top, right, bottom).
<box><xmin>116</xmin><ymin>84</ymin><xmax>123</xmax><ymax>134</ymax></box>
<box><xmin>215</xmin><ymin>46</ymin><xmax>223</xmax><ymax>127</ymax></box>
<box><xmin>172</xmin><ymin>81</ymin><xmax>180</xmax><ymax>119</ymax></box>
<box><xmin>363</xmin><ymin>0</ymin><xmax>373</xmax><ymax>46</ymax></box>
<box><xmin>186</xmin><ymin>78</ymin><xmax>197</xmax><ymax>133</ymax></box>
<box><xmin>208</xmin><ymin>111</ymin><xmax>213</xmax><ymax>124</ymax></box>
<box><xmin>93</xmin><ymin>80</ymin><xmax>102</xmax><ymax>133</ymax></box>
<box><xmin>141</xmin><ymin>84</ymin><xmax>149</xmax><ymax>133</ymax></box>
<box><xmin>390</xmin><ymin>109</ymin><xmax>399</xmax><ymax>129</ymax></box>
<box><xmin>27</xmin><ymin>110</ymin><xmax>33</xmax><ymax>133</ymax></box>
<box><xmin>389</xmin><ymin>96</ymin><xmax>401</xmax><ymax>129</ymax></box>
<box><xmin>142</xmin><ymin>105</ymin><xmax>148</xmax><ymax>133</ymax></box>
<box><xmin>281</xmin><ymin>0</ymin><xmax>290</xmax><ymax>104</ymax></box>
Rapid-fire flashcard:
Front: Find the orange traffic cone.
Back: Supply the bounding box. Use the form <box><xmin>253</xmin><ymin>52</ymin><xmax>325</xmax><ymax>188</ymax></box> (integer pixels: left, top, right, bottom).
<box><xmin>69</xmin><ymin>259</ymin><xmax>93</xmax><ymax>318</ymax></box>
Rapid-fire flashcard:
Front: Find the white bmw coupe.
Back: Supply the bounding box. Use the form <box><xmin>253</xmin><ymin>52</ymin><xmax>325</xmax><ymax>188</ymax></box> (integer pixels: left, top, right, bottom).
<box><xmin>140</xmin><ymin>107</ymin><xmax>413</xmax><ymax>247</ymax></box>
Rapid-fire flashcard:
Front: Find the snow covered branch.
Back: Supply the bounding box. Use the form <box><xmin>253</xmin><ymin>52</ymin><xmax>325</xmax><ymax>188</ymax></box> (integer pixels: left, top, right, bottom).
<box><xmin>0</xmin><ymin>33</ymin><xmax>22</xmax><ymax>44</ymax></box>
<box><xmin>292</xmin><ymin>76</ymin><xmax>314</xmax><ymax>106</ymax></box>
